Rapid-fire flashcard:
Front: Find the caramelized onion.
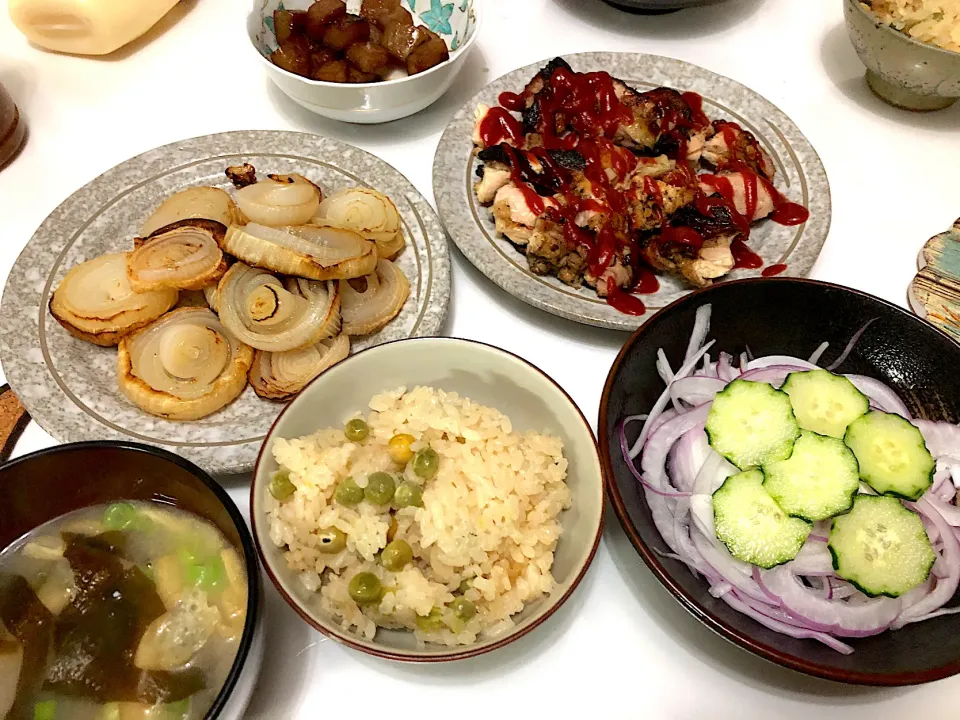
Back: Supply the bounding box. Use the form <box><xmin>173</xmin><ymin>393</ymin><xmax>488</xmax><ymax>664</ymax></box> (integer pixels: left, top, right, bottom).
<box><xmin>203</xmin><ymin>284</ymin><xmax>219</xmax><ymax>312</ymax></box>
<box><xmin>220</xmin><ymin>224</ymin><xmax>377</xmax><ymax>280</ymax></box>
<box><xmin>249</xmin><ymin>334</ymin><xmax>350</xmax><ymax>401</ymax></box>
<box><xmin>234</xmin><ymin>174</ymin><xmax>321</xmax><ymax>227</ymax></box>
<box><xmin>341</xmin><ymin>259</ymin><xmax>410</xmax><ymax>335</ymax></box>
<box><xmin>217</xmin><ymin>263</ymin><xmax>340</xmax><ymax>352</ymax></box>
<box><xmin>117</xmin><ymin>308</ymin><xmax>253</xmax><ymax>420</ymax></box>
<box><xmin>127</xmin><ymin>219</ymin><xmax>227</xmax><ymax>292</ymax></box>
<box><xmin>314</xmin><ymin>187</ymin><xmax>402</xmax><ymax>246</ymax></box>
<box><xmin>50</xmin><ymin>253</ymin><xmax>178</xmax><ymax>347</ymax></box>
<box><xmin>140</xmin><ymin>187</ymin><xmax>242</xmax><ymax>238</ymax></box>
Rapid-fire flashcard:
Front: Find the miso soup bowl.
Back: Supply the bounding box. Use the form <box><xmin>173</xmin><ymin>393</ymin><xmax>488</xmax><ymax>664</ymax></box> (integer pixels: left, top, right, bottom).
<box><xmin>0</xmin><ymin>442</ymin><xmax>264</xmax><ymax>720</ymax></box>
<box><xmin>251</xmin><ymin>337</ymin><xmax>605</xmax><ymax>662</ymax></box>
<box><xmin>248</xmin><ymin>0</ymin><xmax>483</xmax><ymax>124</ymax></box>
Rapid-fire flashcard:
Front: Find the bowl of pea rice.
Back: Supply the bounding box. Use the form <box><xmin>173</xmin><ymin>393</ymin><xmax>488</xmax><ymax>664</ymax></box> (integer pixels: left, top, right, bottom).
<box><xmin>250</xmin><ymin>337</ymin><xmax>604</xmax><ymax>661</ymax></box>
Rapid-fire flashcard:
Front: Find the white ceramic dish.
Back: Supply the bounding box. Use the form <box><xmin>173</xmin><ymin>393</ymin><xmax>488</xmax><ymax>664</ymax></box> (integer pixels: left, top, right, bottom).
<box><xmin>248</xmin><ymin>0</ymin><xmax>482</xmax><ymax>124</ymax></box>
<box><xmin>250</xmin><ymin>337</ymin><xmax>605</xmax><ymax>661</ymax></box>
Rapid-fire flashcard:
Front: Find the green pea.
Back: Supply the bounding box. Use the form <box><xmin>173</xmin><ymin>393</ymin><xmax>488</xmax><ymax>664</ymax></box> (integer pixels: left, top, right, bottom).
<box><xmin>388</xmin><ymin>434</ymin><xmax>415</xmax><ymax>465</ymax></box>
<box><xmin>348</xmin><ymin>572</ymin><xmax>382</xmax><ymax>604</ymax></box>
<box><xmin>412</xmin><ymin>447</ymin><xmax>439</xmax><ymax>480</ymax></box>
<box><xmin>269</xmin><ymin>469</ymin><xmax>296</xmax><ymax>501</ymax></box>
<box><xmin>103</xmin><ymin>502</ymin><xmax>137</xmax><ymax>531</ymax></box>
<box><xmin>380</xmin><ymin>539</ymin><xmax>413</xmax><ymax>571</ymax></box>
<box><xmin>165</xmin><ymin>698</ymin><xmax>191</xmax><ymax>719</ymax></box>
<box><xmin>364</xmin><ymin>472</ymin><xmax>396</xmax><ymax>506</ymax></box>
<box><xmin>334</xmin><ymin>477</ymin><xmax>364</xmax><ymax>506</ymax></box>
<box><xmin>344</xmin><ymin>418</ymin><xmax>369</xmax><ymax>442</ymax></box>
<box><xmin>449</xmin><ymin>597</ymin><xmax>476</xmax><ymax>621</ymax></box>
<box><xmin>415</xmin><ymin>607</ymin><xmax>445</xmax><ymax>632</ymax></box>
<box><xmin>186</xmin><ymin>555</ymin><xmax>226</xmax><ymax>591</ymax></box>
<box><xmin>34</xmin><ymin>701</ymin><xmax>56</xmax><ymax>720</ymax></box>
<box><xmin>393</xmin><ymin>481</ymin><xmax>424</xmax><ymax>509</ymax></box>
<box><xmin>96</xmin><ymin>704</ymin><xmax>120</xmax><ymax>720</ymax></box>
<box><xmin>316</xmin><ymin>527</ymin><xmax>346</xmax><ymax>554</ymax></box>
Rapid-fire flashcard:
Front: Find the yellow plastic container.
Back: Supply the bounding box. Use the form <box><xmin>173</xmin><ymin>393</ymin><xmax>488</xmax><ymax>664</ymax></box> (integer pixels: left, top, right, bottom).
<box><xmin>9</xmin><ymin>0</ymin><xmax>179</xmax><ymax>55</ymax></box>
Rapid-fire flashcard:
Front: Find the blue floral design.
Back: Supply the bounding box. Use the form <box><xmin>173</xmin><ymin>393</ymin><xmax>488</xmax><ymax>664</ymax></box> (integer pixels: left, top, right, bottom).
<box><xmin>451</xmin><ymin>31</ymin><xmax>461</xmax><ymax>50</ymax></box>
<box><xmin>420</xmin><ymin>0</ymin><xmax>454</xmax><ymax>36</ymax></box>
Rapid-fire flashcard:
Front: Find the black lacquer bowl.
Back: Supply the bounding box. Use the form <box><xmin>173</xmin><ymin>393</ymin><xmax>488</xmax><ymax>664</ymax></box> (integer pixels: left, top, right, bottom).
<box><xmin>600</xmin><ymin>278</ymin><xmax>960</xmax><ymax>685</ymax></box>
<box><xmin>600</xmin><ymin>0</ymin><xmax>726</xmax><ymax>12</ymax></box>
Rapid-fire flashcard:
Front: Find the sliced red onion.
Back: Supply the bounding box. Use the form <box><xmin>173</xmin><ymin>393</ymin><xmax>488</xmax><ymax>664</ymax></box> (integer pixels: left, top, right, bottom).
<box><xmin>670</xmin><ymin>376</ymin><xmax>727</xmax><ymax>408</ymax></box>
<box><xmin>692</xmin><ymin>451</ymin><xmax>737</xmax><ymax>497</ymax></box>
<box><xmin>685</xmin><ymin>304</ymin><xmax>713</xmax><ymax>363</ymax></box>
<box><xmin>632</xmin><ymin>342</ymin><xmax>715</xmax><ymax>455</ymax></box>
<box><xmin>657</xmin><ymin>348</ymin><xmax>675</xmax><ymax>385</ymax></box>
<box><xmin>825</xmin><ymin>318</ymin><xmax>878</xmax><ymax>371</ymax></box>
<box><xmin>717</xmin><ymin>352</ymin><xmax>738</xmax><ymax>382</ymax></box>
<box><xmin>894</xmin><ymin>497</ymin><xmax>960</xmax><ymax>628</ymax></box>
<box><xmin>788</xmin><ymin>541</ymin><xmax>835</xmax><ymax>576</ymax></box>
<box><xmin>737</xmin><ymin>365</ymin><xmax>804</xmax><ymax>387</ymax></box>
<box><xmin>722</xmin><ymin>593</ymin><xmax>854</xmax><ymax>654</ymax></box>
<box><xmin>744</xmin><ymin>356</ymin><xmax>817</xmax><ymax>372</ymax></box>
<box><xmin>759</xmin><ymin>566</ymin><xmax>901</xmax><ymax>637</ymax></box>
<box><xmin>710</xmin><ymin>581</ymin><xmax>734</xmax><ymax>599</ymax></box>
<box><xmin>915</xmin><ymin>420</ymin><xmax>960</xmax><ymax>460</ymax></box>
<box><xmin>618</xmin><ymin>421</ymin><xmax>691</xmax><ymax>499</ymax></box>
<box><xmin>692</xmin><ymin>529</ymin><xmax>769</xmax><ymax>604</ymax></box>
<box><xmin>844</xmin><ymin>374</ymin><xmax>912</xmax><ymax>419</ymax></box>
<box><xmin>808</xmin><ymin>341</ymin><xmax>830</xmax><ymax>365</ymax></box>
<box><xmin>640</xmin><ymin>405</ymin><xmax>712</xmax><ymax>492</ymax></box>
<box><xmin>668</xmin><ymin>425</ymin><xmax>711</xmax><ymax>493</ymax></box>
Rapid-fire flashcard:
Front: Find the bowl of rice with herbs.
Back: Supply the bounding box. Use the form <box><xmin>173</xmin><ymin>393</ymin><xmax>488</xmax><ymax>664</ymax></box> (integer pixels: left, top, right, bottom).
<box><xmin>251</xmin><ymin>338</ymin><xmax>604</xmax><ymax>661</ymax></box>
<box><xmin>845</xmin><ymin>0</ymin><xmax>960</xmax><ymax>110</ymax></box>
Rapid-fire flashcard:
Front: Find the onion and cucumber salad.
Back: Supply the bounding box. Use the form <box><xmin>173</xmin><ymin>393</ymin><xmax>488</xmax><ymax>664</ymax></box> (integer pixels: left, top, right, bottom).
<box><xmin>620</xmin><ymin>305</ymin><xmax>960</xmax><ymax>654</ymax></box>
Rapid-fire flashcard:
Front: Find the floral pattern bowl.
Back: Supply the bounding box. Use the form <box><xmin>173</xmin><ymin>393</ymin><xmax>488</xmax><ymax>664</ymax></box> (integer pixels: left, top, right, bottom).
<box><xmin>249</xmin><ymin>0</ymin><xmax>481</xmax><ymax>123</ymax></box>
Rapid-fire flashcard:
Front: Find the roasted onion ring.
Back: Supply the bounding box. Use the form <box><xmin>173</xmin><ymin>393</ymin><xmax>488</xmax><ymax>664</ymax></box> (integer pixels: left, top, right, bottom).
<box><xmin>248</xmin><ymin>334</ymin><xmax>350</xmax><ymax>401</ymax></box>
<box><xmin>127</xmin><ymin>219</ymin><xmax>228</xmax><ymax>292</ymax></box>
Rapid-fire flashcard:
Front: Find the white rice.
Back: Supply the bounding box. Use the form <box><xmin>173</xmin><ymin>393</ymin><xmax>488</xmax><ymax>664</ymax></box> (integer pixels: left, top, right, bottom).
<box><xmin>266</xmin><ymin>386</ymin><xmax>571</xmax><ymax>645</ymax></box>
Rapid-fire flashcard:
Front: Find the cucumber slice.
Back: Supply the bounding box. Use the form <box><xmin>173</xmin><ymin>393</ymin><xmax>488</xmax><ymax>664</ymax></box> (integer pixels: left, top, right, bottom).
<box><xmin>829</xmin><ymin>495</ymin><xmax>934</xmax><ymax>598</ymax></box>
<box><xmin>763</xmin><ymin>431</ymin><xmax>860</xmax><ymax>522</ymax></box>
<box><xmin>782</xmin><ymin>369</ymin><xmax>869</xmax><ymax>438</ymax></box>
<box><xmin>713</xmin><ymin>470</ymin><xmax>811</xmax><ymax>568</ymax></box>
<box><xmin>844</xmin><ymin>411</ymin><xmax>935</xmax><ymax>501</ymax></box>
<box><xmin>706</xmin><ymin>379</ymin><xmax>801</xmax><ymax>470</ymax></box>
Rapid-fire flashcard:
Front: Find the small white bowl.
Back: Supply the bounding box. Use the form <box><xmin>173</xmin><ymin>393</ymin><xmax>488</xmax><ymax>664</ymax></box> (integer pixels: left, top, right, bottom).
<box><xmin>251</xmin><ymin>337</ymin><xmax>605</xmax><ymax>661</ymax></box>
<box><xmin>248</xmin><ymin>0</ymin><xmax>482</xmax><ymax>124</ymax></box>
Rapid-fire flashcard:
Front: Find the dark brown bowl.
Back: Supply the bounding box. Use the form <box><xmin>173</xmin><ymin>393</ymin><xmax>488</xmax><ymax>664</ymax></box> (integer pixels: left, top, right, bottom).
<box><xmin>600</xmin><ymin>278</ymin><xmax>960</xmax><ymax>686</ymax></box>
<box><xmin>0</xmin><ymin>442</ymin><xmax>264</xmax><ymax>718</ymax></box>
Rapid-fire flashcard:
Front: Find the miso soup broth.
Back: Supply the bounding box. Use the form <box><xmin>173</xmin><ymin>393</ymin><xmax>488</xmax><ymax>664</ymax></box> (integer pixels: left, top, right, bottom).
<box><xmin>0</xmin><ymin>502</ymin><xmax>248</xmax><ymax>720</ymax></box>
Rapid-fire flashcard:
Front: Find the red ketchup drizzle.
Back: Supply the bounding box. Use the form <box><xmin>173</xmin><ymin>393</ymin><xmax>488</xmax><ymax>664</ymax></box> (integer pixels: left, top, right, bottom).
<box><xmin>762</xmin><ymin>263</ymin><xmax>788</xmax><ymax>277</ymax></box>
<box><xmin>500</xmin><ymin>145</ymin><xmax>547</xmax><ymax>216</ymax></box>
<box><xmin>535</xmin><ymin>68</ymin><xmax>634</xmax><ymax>150</ymax></box>
<box><xmin>633</xmin><ymin>266</ymin><xmax>660</xmax><ymax>294</ymax></box>
<box><xmin>731</xmin><ymin>238</ymin><xmax>764</xmax><ymax>269</ymax></box>
<box><xmin>659</xmin><ymin>226</ymin><xmax>705</xmax><ymax>251</ymax></box>
<box><xmin>681</xmin><ymin>92</ymin><xmax>711</xmax><ymax>128</ymax></box>
<box><xmin>605</xmin><ymin>277</ymin><xmax>647</xmax><ymax>316</ymax></box>
<box><xmin>498</xmin><ymin>91</ymin><xmax>526</xmax><ymax>112</ymax></box>
<box><xmin>479</xmin><ymin>107</ymin><xmax>524</xmax><ymax>147</ymax></box>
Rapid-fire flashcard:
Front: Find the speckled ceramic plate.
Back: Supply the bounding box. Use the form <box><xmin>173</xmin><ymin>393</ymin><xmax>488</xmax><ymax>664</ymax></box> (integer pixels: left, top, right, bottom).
<box><xmin>433</xmin><ymin>53</ymin><xmax>831</xmax><ymax>331</ymax></box>
<box><xmin>0</xmin><ymin>131</ymin><xmax>450</xmax><ymax>475</ymax></box>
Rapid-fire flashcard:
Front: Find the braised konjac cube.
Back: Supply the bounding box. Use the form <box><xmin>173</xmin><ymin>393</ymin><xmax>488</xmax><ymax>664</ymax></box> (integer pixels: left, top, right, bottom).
<box><xmin>322</xmin><ymin>16</ymin><xmax>372</xmax><ymax>51</ymax></box>
<box><xmin>382</xmin><ymin>6</ymin><xmax>414</xmax><ymax>27</ymax></box>
<box><xmin>369</xmin><ymin>23</ymin><xmax>384</xmax><ymax>45</ymax></box>
<box><xmin>274</xmin><ymin>9</ymin><xmax>307</xmax><ymax>45</ymax></box>
<box><xmin>271</xmin><ymin>38</ymin><xmax>312</xmax><ymax>77</ymax></box>
<box><xmin>348</xmin><ymin>67</ymin><xmax>378</xmax><ymax>83</ymax></box>
<box><xmin>406</xmin><ymin>33</ymin><xmax>449</xmax><ymax>75</ymax></box>
<box><xmin>346</xmin><ymin>41</ymin><xmax>391</xmax><ymax>74</ymax></box>
<box><xmin>359</xmin><ymin>0</ymin><xmax>401</xmax><ymax>27</ymax></box>
<box><xmin>382</xmin><ymin>20</ymin><xmax>426</xmax><ymax>61</ymax></box>
<box><xmin>312</xmin><ymin>59</ymin><xmax>350</xmax><ymax>83</ymax></box>
<box><xmin>310</xmin><ymin>47</ymin><xmax>341</xmax><ymax>74</ymax></box>
<box><xmin>305</xmin><ymin>0</ymin><xmax>347</xmax><ymax>40</ymax></box>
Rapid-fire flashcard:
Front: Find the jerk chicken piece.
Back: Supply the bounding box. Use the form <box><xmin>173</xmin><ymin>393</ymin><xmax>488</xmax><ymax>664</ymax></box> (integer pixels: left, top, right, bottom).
<box><xmin>701</xmin><ymin>120</ymin><xmax>776</xmax><ymax>179</ymax></box>
<box><xmin>525</xmin><ymin>215</ymin><xmax>588</xmax><ymax>286</ymax></box>
<box><xmin>474</xmin><ymin>162</ymin><xmax>512</xmax><ymax>204</ymax></box>
<box><xmin>699</xmin><ymin>170</ymin><xmax>776</xmax><ymax>222</ymax></box>
<box><xmin>491</xmin><ymin>184</ymin><xmax>557</xmax><ymax>246</ymax></box>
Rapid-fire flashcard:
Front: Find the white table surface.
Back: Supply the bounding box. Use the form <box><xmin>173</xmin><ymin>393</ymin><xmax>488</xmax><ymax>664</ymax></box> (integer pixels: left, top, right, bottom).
<box><xmin>2</xmin><ymin>0</ymin><xmax>959</xmax><ymax>717</ymax></box>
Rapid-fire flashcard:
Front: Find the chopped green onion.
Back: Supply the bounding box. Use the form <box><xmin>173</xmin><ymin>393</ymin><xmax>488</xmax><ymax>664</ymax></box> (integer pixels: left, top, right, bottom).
<box><xmin>34</xmin><ymin>700</ymin><xmax>57</xmax><ymax>720</ymax></box>
<box><xmin>165</xmin><ymin>698</ymin><xmax>191</xmax><ymax>719</ymax></box>
<box><xmin>103</xmin><ymin>502</ymin><xmax>137</xmax><ymax>531</ymax></box>
<box><xmin>186</xmin><ymin>555</ymin><xmax>226</xmax><ymax>591</ymax></box>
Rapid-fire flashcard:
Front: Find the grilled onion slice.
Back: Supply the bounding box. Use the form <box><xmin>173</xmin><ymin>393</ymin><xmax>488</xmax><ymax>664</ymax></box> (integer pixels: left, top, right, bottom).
<box><xmin>249</xmin><ymin>334</ymin><xmax>350</xmax><ymax>401</ymax></box>
<box><xmin>117</xmin><ymin>308</ymin><xmax>253</xmax><ymax>420</ymax></box>
<box><xmin>314</xmin><ymin>187</ymin><xmax>401</xmax><ymax>244</ymax></box>
<box><xmin>341</xmin><ymin>259</ymin><xmax>410</xmax><ymax>336</ymax></box>
<box><xmin>217</xmin><ymin>263</ymin><xmax>340</xmax><ymax>352</ymax></box>
<box><xmin>140</xmin><ymin>187</ymin><xmax>243</xmax><ymax>238</ymax></box>
<box><xmin>127</xmin><ymin>219</ymin><xmax>228</xmax><ymax>293</ymax></box>
<box><xmin>220</xmin><ymin>223</ymin><xmax>376</xmax><ymax>280</ymax></box>
<box><xmin>234</xmin><ymin>174</ymin><xmax>321</xmax><ymax>227</ymax></box>
<box><xmin>50</xmin><ymin>253</ymin><xmax>178</xmax><ymax>347</ymax></box>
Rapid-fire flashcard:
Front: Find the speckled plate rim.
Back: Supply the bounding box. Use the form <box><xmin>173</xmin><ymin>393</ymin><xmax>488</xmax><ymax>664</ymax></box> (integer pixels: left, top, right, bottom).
<box><xmin>0</xmin><ymin>130</ymin><xmax>450</xmax><ymax>475</ymax></box>
<box><xmin>433</xmin><ymin>52</ymin><xmax>832</xmax><ymax>331</ymax></box>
